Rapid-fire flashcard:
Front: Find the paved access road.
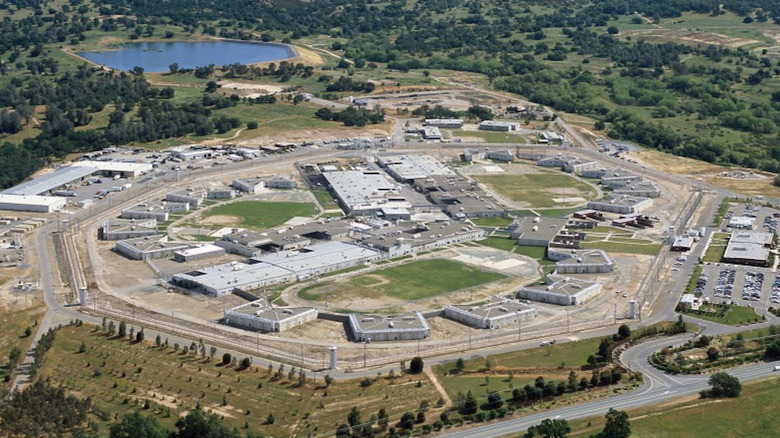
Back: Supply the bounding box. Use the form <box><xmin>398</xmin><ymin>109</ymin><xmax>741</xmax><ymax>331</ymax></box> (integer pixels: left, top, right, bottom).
<box><xmin>438</xmin><ymin>332</ymin><xmax>778</xmax><ymax>438</ymax></box>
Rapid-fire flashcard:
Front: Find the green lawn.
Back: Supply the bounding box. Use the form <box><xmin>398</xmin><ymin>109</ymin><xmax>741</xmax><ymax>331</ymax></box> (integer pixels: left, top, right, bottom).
<box><xmin>298</xmin><ymin>259</ymin><xmax>506</xmax><ymax>302</ymax></box>
<box><xmin>569</xmin><ymin>377</ymin><xmax>780</xmax><ymax>438</ymax></box>
<box><xmin>681</xmin><ymin>304</ymin><xmax>762</xmax><ymax>326</ymax></box>
<box><xmin>447</xmin><ymin>129</ymin><xmax>527</xmax><ymax>144</ymax></box>
<box><xmin>470</xmin><ymin>216</ymin><xmax>514</xmax><ymax>228</ymax></box>
<box><xmin>477</xmin><ymin>236</ymin><xmax>517</xmax><ymax>252</ymax></box>
<box><xmin>474</xmin><ymin>171</ymin><xmax>597</xmax><ymax>209</ymax></box>
<box><xmin>580</xmin><ymin>241</ymin><xmax>661</xmax><ymax>256</ymax></box>
<box><xmin>311</xmin><ymin>189</ymin><xmax>340</xmax><ymax>209</ymax></box>
<box><xmin>702</xmin><ymin>232</ymin><xmax>730</xmax><ymax>263</ymax></box>
<box><xmin>203</xmin><ymin>201</ymin><xmax>318</xmax><ymax>229</ymax></box>
<box><xmin>513</xmin><ymin>245</ymin><xmax>547</xmax><ymax>260</ymax></box>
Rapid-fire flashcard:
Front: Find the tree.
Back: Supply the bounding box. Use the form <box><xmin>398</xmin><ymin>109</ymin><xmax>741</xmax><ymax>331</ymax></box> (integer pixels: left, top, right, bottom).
<box><xmin>222</xmin><ymin>353</ymin><xmax>232</xmax><ymax>366</ymax></box>
<box><xmin>524</xmin><ymin>418</ymin><xmax>571</xmax><ymax>438</ymax></box>
<box><xmin>600</xmin><ymin>408</ymin><xmax>630</xmax><ymax>438</ymax></box>
<box><xmin>455</xmin><ymin>357</ymin><xmax>465</xmax><ymax>372</ymax></box>
<box><xmin>707</xmin><ymin>347</ymin><xmax>720</xmax><ymax>361</ymax></box>
<box><xmin>706</xmin><ymin>372</ymin><xmax>742</xmax><ymax>398</ymax></box>
<box><xmin>607</xmin><ymin>26</ymin><xmax>619</xmax><ymax>35</ymax></box>
<box><xmin>136</xmin><ymin>330</ymin><xmax>144</xmax><ymax>343</ymax></box>
<box><xmin>110</xmin><ymin>412</ymin><xmax>169</xmax><ymax>438</ymax></box>
<box><xmin>168</xmin><ymin>63</ymin><xmax>179</xmax><ymax>74</ymax></box>
<box><xmin>265</xmin><ymin>413</ymin><xmax>275</xmax><ymax>425</ymax></box>
<box><xmin>347</xmin><ymin>406</ymin><xmax>361</xmax><ymax>427</ymax></box>
<box><xmin>617</xmin><ymin>324</ymin><xmax>631</xmax><ymax>339</ymax></box>
<box><xmin>173</xmin><ymin>407</ymin><xmax>240</xmax><ymax>438</ymax></box>
<box><xmin>324</xmin><ymin>374</ymin><xmax>333</xmax><ymax>387</ymax></box>
<box><xmin>118</xmin><ymin>321</ymin><xmax>127</xmax><ymax>338</ymax></box>
<box><xmin>409</xmin><ymin>357</ymin><xmax>424</xmax><ymax>374</ymax></box>
<box><xmin>239</xmin><ymin>357</ymin><xmax>251</xmax><ymax>370</ymax></box>
<box><xmin>155</xmin><ymin>334</ymin><xmax>161</xmax><ymax>347</ymax></box>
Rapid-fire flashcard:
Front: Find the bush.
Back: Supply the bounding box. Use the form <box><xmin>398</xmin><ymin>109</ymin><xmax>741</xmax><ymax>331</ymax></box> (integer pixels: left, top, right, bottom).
<box><xmin>222</xmin><ymin>353</ymin><xmax>232</xmax><ymax>365</ymax></box>
<box><xmin>409</xmin><ymin>357</ymin><xmax>424</xmax><ymax>374</ymax></box>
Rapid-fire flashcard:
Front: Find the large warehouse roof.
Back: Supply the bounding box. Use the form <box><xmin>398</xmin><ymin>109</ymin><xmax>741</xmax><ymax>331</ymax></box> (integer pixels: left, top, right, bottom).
<box><xmin>0</xmin><ymin>194</ymin><xmax>68</xmax><ymax>212</ymax></box>
<box><xmin>3</xmin><ymin>165</ymin><xmax>98</xmax><ymax>196</ymax></box>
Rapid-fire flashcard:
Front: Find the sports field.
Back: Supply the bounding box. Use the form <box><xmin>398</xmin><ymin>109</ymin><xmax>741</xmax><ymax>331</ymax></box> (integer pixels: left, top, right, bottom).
<box><xmin>298</xmin><ymin>259</ymin><xmax>506</xmax><ymax>302</ymax></box>
<box><xmin>202</xmin><ymin>201</ymin><xmax>318</xmax><ymax>229</ymax></box>
<box><xmin>474</xmin><ymin>171</ymin><xmax>597</xmax><ymax>208</ymax></box>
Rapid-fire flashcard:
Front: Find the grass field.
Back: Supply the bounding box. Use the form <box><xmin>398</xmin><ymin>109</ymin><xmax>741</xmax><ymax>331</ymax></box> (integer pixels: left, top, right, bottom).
<box><xmin>470</xmin><ymin>216</ymin><xmax>514</xmax><ymax>228</ymax></box>
<box><xmin>702</xmin><ymin>232</ymin><xmax>730</xmax><ymax>263</ymax></box>
<box><xmin>311</xmin><ymin>189</ymin><xmax>340</xmax><ymax>210</ymax></box>
<box><xmin>474</xmin><ymin>171</ymin><xmax>597</xmax><ymax>209</ymax></box>
<box><xmin>38</xmin><ymin>324</ymin><xmax>441</xmax><ymax>437</ymax></box>
<box><xmin>0</xmin><ymin>306</ymin><xmax>44</xmax><ymax>384</ymax></box>
<box><xmin>569</xmin><ymin>377</ymin><xmax>780</xmax><ymax>438</ymax></box>
<box><xmin>433</xmin><ymin>337</ymin><xmax>604</xmax><ymax>401</ymax></box>
<box><xmin>447</xmin><ymin>129</ymin><xmax>527</xmax><ymax>144</ymax></box>
<box><xmin>203</xmin><ymin>201</ymin><xmax>318</xmax><ymax>229</ymax></box>
<box><xmin>513</xmin><ymin>245</ymin><xmax>547</xmax><ymax>260</ymax></box>
<box><xmin>681</xmin><ymin>304</ymin><xmax>761</xmax><ymax>326</ymax></box>
<box><xmin>477</xmin><ymin>236</ymin><xmax>517</xmax><ymax>252</ymax></box>
<box><xmin>298</xmin><ymin>259</ymin><xmax>506</xmax><ymax>302</ymax></box>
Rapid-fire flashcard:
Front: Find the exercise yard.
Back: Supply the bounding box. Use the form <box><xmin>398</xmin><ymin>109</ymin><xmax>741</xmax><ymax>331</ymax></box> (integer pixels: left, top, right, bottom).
<box><xmin>473</xmin><ymin>171</ymin><xmax>597</xmax><ymax>208</ymax></box>
<box><xmin>298</xmin><ymin>259</ymin><xmax>506</xmax><ymax>302</ymax></box>
<box><xmin>202</xmin><ymin>201</ymin><xmax>318</xmax><ymax>229</ymax></box>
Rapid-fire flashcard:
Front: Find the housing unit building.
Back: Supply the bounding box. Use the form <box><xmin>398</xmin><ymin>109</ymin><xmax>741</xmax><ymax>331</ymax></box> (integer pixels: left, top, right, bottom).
<box><xmin>98</xmin><ymin>219</ymin><xmax>158</xmax><ymax>240</ymax></box>
<box><xmin>548</xmin><ymin>248</ymin><xmax>614</xmax><ymax>274</ymax></box>
<box><xmin>377</xmin><ymin>154</ymin><xmax>455</xmax><ymax>183</ymax></box>
<box><xmin>173</xmin><ymin>244</ymin><xmax>225</xmax><ymax>262</ymax></box>
<box><xmin>206</xmin><ymin>187</ymin><xmax>235</xmax><ymax>199</ymax></box>
<box><xmin>355</xmin><ymin>221</ymin><xmax>486</xmax><ymax>257</ymax></box>
<box><xmin>587</xmin><ymin>194</ymin><xmax>652</xmax><ymax>214</ymax></box>
<box><xmin>165</xmin><ymin>187</ymin><xmax>207</xmax><ymax>207</ymax></box>
<box><xmin>120</xmin><ymin>201</ymin><xmax>177</xmax><ymax>221</ymax></box>
<box><xmin>421</xmin><ymin>127</ymin><xmax>443</xmax><ymax>140</ymax></box>
<box><xmin>536</xmin><ymin>155</ymin><xmax>597</xmax><ymax>174</ymax></box>
<box><xmin>516</xmin><ymin>274</ymin><xmax>602</xmax><ymax>306</ymax></box>
<box><xmin>114</xmin><ymin>235</ymin><xmax>189</xmax><ymax>261</ymax></box>
<box><xmin>484</xmin><ymin>149</ymin><xmax>514</xmax><ymax>162</ymax></box>
<box><xmin>444</xmin><ymin>296</ymin><xmax>537</xmax><ymax>329</ymax></box>
<box><xmin>348</xmin><ymin>311</ymin><xmax>430</xmax><ymax>342</ymax></box>
<box><xmin>479</xmin><ymin>121</ymin><xmax>518</xmax><ymax>131</ymax></box>
<box><xmin>509</xmin><ymin>217</ymin><xmax>569</xmax><ymax>247</ymax></box>
<box><xmin>424</xmin><ymin>119</ymin><xmax>463</xmax><ymax>129</ymax></box>
<box><xmin>172</xmin><ymin>241</ymin><xmax>382</xmax><ymax>296</ymax></box>
<box><xmin>224</xmin><ymin>300</ymin><xmax>317</xmax><ymax>332</ymax></box>
<box><xmin>232</xmin><ymin>177</ymin><xmax>265</xmax><ymax>194</ymax></box>
<box><xmin>611</xmin><ymin>180</ymin><xmax>661</xmax><ymax>198</ymax></box>
<box><xmin>265</xmin><ymin>176</ymin><xmax>297</xmax><ymax>189</ymax></box>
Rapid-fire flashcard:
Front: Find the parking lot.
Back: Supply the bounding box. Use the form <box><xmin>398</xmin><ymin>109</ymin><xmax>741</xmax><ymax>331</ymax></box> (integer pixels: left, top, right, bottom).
<box><xmin>724</xmin><ymin>202</ymin><xmax>780</xmax><ymax>234</ymax></box>
<box><xmin>697</xmin><ymin>264</ymin><xmax>779</xmax><ymax>309</ymax></box>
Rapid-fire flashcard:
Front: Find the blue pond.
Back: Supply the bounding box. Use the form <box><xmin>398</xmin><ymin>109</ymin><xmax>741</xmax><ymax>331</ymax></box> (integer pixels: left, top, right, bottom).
<box><xmin>77</xmin><ymin>40</ymin><xmax>295</xmax><ymax>73</ymax></box>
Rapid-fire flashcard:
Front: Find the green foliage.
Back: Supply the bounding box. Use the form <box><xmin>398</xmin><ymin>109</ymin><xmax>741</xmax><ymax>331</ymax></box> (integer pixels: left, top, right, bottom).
<box><xmin>173</xmin><ymin>406</ymin><xmax>242</xmax><ymax>437</ymax></box>
<box><xmin>409</xmin><ymin>357</ymin><xmax>424</xmax><ymax>374</ymax></box>
<box><xmin>110</xmin><ymin>412</ymin><xmax>169</xmax><ymax>438</ymax></box>
<box><xmin>599</xmin><ymin>408</ymin><xmax>631</xmax><ymax>438</ymax></box>
<box><xmin>524</xmin><ymin>418</ymin><xmax>571</xmax><ymax>438</ymax></box>
<box><xmin>0</xmin><ymin>380</ymin><xmax>91</xmax><ymax>437</ymax></box>
<box><xmin>705</xmin><ymin>372</ymin><xmax>742</xmax><ymax>398</ymax></box>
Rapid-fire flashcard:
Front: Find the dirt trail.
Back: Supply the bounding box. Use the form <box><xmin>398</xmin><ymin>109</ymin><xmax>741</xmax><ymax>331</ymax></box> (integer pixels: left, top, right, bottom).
<box><xmin>424</xmin><ymin>366</ymin><xmax>452</xmax><ymax>406</ymax></box>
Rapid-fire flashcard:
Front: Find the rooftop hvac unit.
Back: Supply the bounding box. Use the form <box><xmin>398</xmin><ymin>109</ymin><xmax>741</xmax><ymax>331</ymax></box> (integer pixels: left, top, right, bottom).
<box><xmin>388</xmin><ymin>321</ymin><xmax>394</xmax><ymax>328</ymax></box>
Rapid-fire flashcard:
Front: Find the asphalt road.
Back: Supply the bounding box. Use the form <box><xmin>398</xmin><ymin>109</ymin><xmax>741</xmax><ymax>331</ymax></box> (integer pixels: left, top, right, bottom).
<box><xmin>438</xmin><ymin>332</ymin><xmax>779</xmax><ymax>438</ymax></box>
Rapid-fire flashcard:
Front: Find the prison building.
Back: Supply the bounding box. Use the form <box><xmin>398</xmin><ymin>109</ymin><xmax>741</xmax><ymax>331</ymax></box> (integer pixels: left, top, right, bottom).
<box><xmin>165</xmin><ymin>187</ymin><xmax>207</xmax><ymax>207</ymax></box>
<box><xmin>548</xmin><ymin>248</ymin><xmax>614</xmax><ymax>274</ymax></box>
<box><xmin>572</xmin><ymin>209</ymin><xmax>604</xmax><ymax>221</ymax></box>
<box><xmin>322</xmin><ymin>170</ymin><xmax>412</xmax><ymax>217</ymax></box>
<box><xmin>539</xmin><ymin>131</ymin><xmax>564</xmax><ymax>143</ymax></box>
<box><xmin>356</xmin><ymin>221</ymin><xmax>486</xmax><ymax>257</ymax></box>
<box><xmin>206</xmin><ymin>186</ymin><xmax>235</xmax><ymax>199</ymax></box>
<box><xmin>114</xmin><ymin>235</ymin><xmax>189</xmax><ymax>261</ymax></box>
<box><xmin>0</xmin><ymin>194</ymin><xmax>67</xmax><ymax>213</ymax></box>
<box><xmin>172</xmin><ymin>241</ymin><xmax>382</xmax><ymax>296</ymax></box>
<box><xmin>424</xmin><ymin>118</ymin><xmax>463</xmax><ymax>129</ymax></box>
<box><xmin>98</xmin><ymin>218</ymin><xmax>158</xmax><ymax>240</ymax></box>
<box><xmin>479</xmin><ymin>121</ymin><xmax>519</xmax><ymax>131</ymax></box>
<box><xmin>120</xmin><ymin>201</ymin><xmax>177</xmax><ymax>221</ymax></box>
<box><xmin>599</xmin><ymin>169</ymin><xmax>643</xmax><ymax>189</ymax></box>
<box><xmin>171</xmin><ymin>147</ymin><xmax>216</xmax><ymax>161</ymax></box>
<box><xmin>444</xmin><ymin>297</ymin><xmax>537</xmax><ymax>329</ymax></box>
<box><xmin>377</xmin><ymin>154</ymin><xmax>455</xmax><ymax>183</ymax></box>
<box><xmin>728</xmin><ymin>216</ymin><xmax>755</xmax><ymax>230</ymax></box>
<box><xmin>536</xmin><ymin>155</ymin><xmax>597</xmax><ymax>174</ymax></box>
<box><xmin>224</xmin><ymin>300</ymin><xmax>317</xmax><ymax>332</ymax></box>
<box><xmin>348</xmin><ymin>311</ymin><xmax>430</xmax><ymax>342</ymax></box>
<box><xmin>611</xmin><ymin>180</ymin><xmax>661</xmax><ymax>198</ymax></box>
<box><xmin>484</xmin><ymin>148</ymin><xmax>514</xmax><ymax>162</ymax></box>
<box><xmin>421</xmin><ymin>126</ymin><xmax>443</xmax><ymax>140</ymax></box>
<box><xmin>671</xmin><ymin>236</ymin><xmax>695</xmax><ymax>252</ymax></box>
<box><xmin>721</xmin><ymin>231</ymin><xmax>774</xmax><ymax>266</ymax></box>
<box><xmin>265</xmin><ymin>176</ymin><xmax>298</xmax><ymax>189</ymax></box>
<box><xmin>232</xmin><ymin>177</ymin><xmax>265</xmax><ymax>194</ymax></box>
<box><xmin>516</xmin><ymin>274</ymin><xmax>602</xmax><ymax>306</ymax></box>
<box><xmin>587</xmin><ymin>195</ymin><xmax>652</xmax><ymax>214</ymax></box>
<box><xmin>509</xmin><ymin>217</ymin><xmax>568</xmax><ymax>247</ymax></box>
<box><xmin>173</xmin><ymin>244</ymin><xmax>225</xmax><ymax>262</ymax></box>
